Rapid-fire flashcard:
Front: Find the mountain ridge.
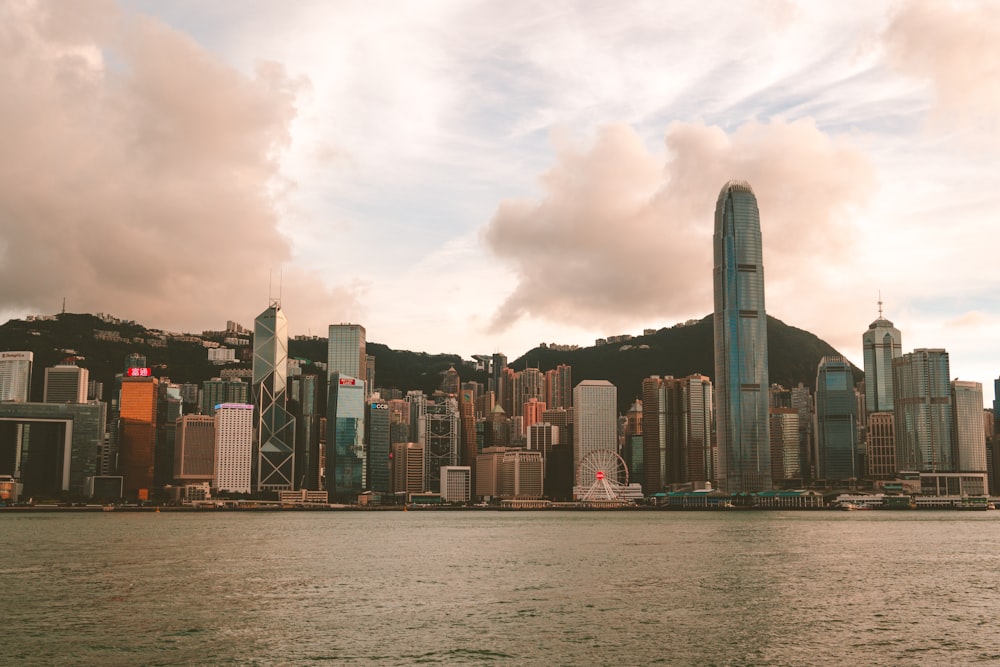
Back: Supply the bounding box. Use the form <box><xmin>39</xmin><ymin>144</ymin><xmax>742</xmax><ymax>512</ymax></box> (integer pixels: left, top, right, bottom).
<box><xmin>0</xmin><ymin>312</ymin><xmax>861</xmax><ymax>411</ymax></box>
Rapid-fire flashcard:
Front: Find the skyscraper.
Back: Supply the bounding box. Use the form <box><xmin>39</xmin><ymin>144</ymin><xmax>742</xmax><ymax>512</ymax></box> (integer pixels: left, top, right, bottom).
<box><xmin>422</xmin><ymin>397</ymin><xmax>459</xmax><ymax>493</ymax></box>
<box><xmin>43</xmin><ymin>364</ymin><xmax>89</xmax><ymax>403</ymax></box>
<box><xmin>119</xmin><ymin>375</ymin><xmax>158</xmax><ymax>497</ymax></box>
<box><xmin>862</xmin><ymin>301</ymin><xmax>902</xmax><ymax>413</ymax></box>
<box><xmin>952</xmin><ymin>380</ymin><xmax>986</xmax><ymax>480</ymax></box>
<box><xmin>367</xmin><ymin>398</ymin><xmax>391</xmax><ymax>493</ymax></box>
<box><xmin>893</xmin><ymin>349</ymin><xmax>953</xmax><ymax>472</ymax></box>
<box><xmin>327</xmin><ymin>324</ymin><xmax>367</xmax><ymax>383</ymax></box>
<box><xmin>815</xmin><ymin>356</ymin><xmax>859</xmax><ymax>481</ymax></box>
<box><xmin>327</xmin><ymin>374</ymin><xmax>366</xmax><ymax>496</ymax></box>
<box><xmin>713</xmin><ymin>180</ymin><xmax>771</xmax><ymax>493</ymax></box>
<box><xmin>572</xmin><ymin>380</ymin><xmax>617</xmax><ymax>491</ymax></box>
<box><xmin>0</xmin><ymin>352</ymin><xmax>32</xmax><ymax>402</ymax></box>
<box><xmin>174</xmin><ymin>414</ymin><xmax>215</xmax><ymax>484</ymax></box>
<box><xmin>214</xmin><ymin>403</ymin><xmax>254</xmax><ymax>493</ymax></box>
<box><xmin>254</xmin><ymin>303</ymin><xmax>296</xmax><ymax>491</ymax></box>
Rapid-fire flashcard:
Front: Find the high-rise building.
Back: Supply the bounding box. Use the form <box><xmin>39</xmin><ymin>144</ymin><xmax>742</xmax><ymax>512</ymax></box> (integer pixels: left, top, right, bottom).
<box><xmin>512</xmin><ymin>368</ymin><xmax>544</xmax><ymax>418</ymax></box>
<box><xmin>573</xmin><ymin>380</ymin><xmax>617</xmax><ymax>490</ymax></box>
<box><xmin>327</xmin><ymin>374</ymin><xmax>366</xmax><ymax>496</ymax></box>
<box><xmin>641</xmin><ymin>375</ymin><xmax>713</xmax><ymax>492</ymax></box>
<box><xmin>544</xmin><ymin>364</ymin><xmax>573</xmax><ymax>410</ymax></box>
<box><xmin>815</xmin><ymin>356</ymin><xmax>859</xmax><ymax>481</ymax></box>
<box><xmin>327</xmin><ymin>324</ymin><xmax>366</xmax><ymax>383</ymax></box>
<box><xmin>893</xmin><ymin>349</ymin><xmax>953</xmax><ymax>472</ymax></box>
<box><xmin>866</xmin><ymin>412</ymin><xmax>897</xmax><ymax>478</ymax></box>
<box><xmin>214</xmin><ymin>403</ymin><xmax>253</xmax><ymax>493</ymax></box>
<box><xmin>952</xmin><ymin>380</ymin><xmax>987</xmax><ymax>481</ymax></box>
<box><xmin>769</xmin><ymin>408</ymin><xmax>800</xmax><ymax>483</ymax></box>
<box><xmin>391</xmin><ymin>442</ymin><xmax>424</xmax><ymax>495</ymax></box>
<box><xmin>0</xmin><ymin>401</ymin><xmax>104</xmax><ymax>496</ymax></box>
<box><xmin>527</xmin><ymin>422</ymin><xmax>559</xmax><ymax>461</ymax></box>
<box><xmin>862</xmin><ymin>302</ymin><xmax>902</xmax><ymax>413</ymax></box>
<box><xmin>174</xmin><ymin>414</ymin><xmax>215</xmax><ymax>483</ymax></box>
<box><xmin>43</xmin><ymin>364</ymin><xmax>89</xmax><ymax>404</ymax></box>
<box><xmin>119</xmin><ymin>375</ymin><xmax>158</xmax><ymax>497</ymax></box>
<box><xmin>440</xmin><ymin>466</ymin><xmax>471</xmax><ymax>502</ymax></box>
<box><xmin>253</xmin><ymin>303</ymin><xmax>296</xmax><ymax>491</ymax></box>
<box><xmin>459</xmin><ymin>388</ymin><xmax>477</xmax><ymax>496</ymax></box>
<box><xmin>499</xmin><ymin>449</ymin><xmax>544</xmax><ymax>499</ymax></box>
<box><xmin>422</xmin><ymin>397</ymin><xmax>459</xmax><ymax>493</ymax></box>
<box><xmin>439</xmin><ymin>366</ymin><xmax>460</xmax><ymax>396</ymax></box>
<box><xmin>367</xmin><ymin>398</ymin><xmax>390</xmax><ymax>494</ymax></box>
<box><xmin>289</xmin><ymin>374</ymin><xmax>322</xmax><ymax>490</ymax></box>
<box><xmin>200</xmin><ymin>378</ymin><xmax>249</xmax><ymax>417</ymax></box>
<box><xmin>522</xmin><ymin>398</ymin><xmax>546</xmax><ymax>434</ymax></box>
<box><xmin>713</xmin><ymin>180</ymin><xmax>771</xmax><ymax>493</ymax></box>
<box><xmin>0</xmin><ymin>352</ymin><xmax>32</xmax><ymax>402</ymax></box>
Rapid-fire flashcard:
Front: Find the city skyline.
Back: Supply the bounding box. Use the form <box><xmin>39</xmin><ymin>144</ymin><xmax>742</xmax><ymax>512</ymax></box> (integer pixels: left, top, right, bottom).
<box><xmin>1</xmin><ymin>2</ymin><xmax>999</xmax><ymax>404</ymax></box>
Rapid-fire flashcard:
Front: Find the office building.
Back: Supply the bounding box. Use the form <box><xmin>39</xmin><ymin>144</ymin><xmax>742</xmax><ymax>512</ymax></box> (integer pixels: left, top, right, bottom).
<box><xmin>43</xmin><ymin>364</ymin><xmax>89</xmax><ymax>404</ymax></box>
<box><xmin>867</xmin><ymin>412</ymin><xmax>897</xmax><ymax>478</ymax></box>
<box><xmin>174</xmin><ymin>414</ymin><xmax>215</xmax><ymax>483</ymax></box>
<box><xmin>815</xmin><ymin>356</ymin><xmax>859</xmax><ymax>481</ymax></box>
<box><xmin>0</xmin><ymin>351</ymin><xmax>32</xmax><ymax>402</ymax></box>
<box><xmin>523</xmin><ymin>398</ymin><xmax>546</xmax><ymax>434</ymax></box>
<box><xmin>527</xmin><ymin>422</ymin><xmax>559</xmax><ymax>461</ymax></box>
<box><xmin>512</xmin><ymin>368</ymin><xmax>544</xmax><ymax>417</ymax></box>
<box><xmin>894</xmin><ymin>349</ymin><xmax>953</xmax><ymax>472</ymax></box>
<box><xmin>545</xmin><ymin>364</ymin><xmax>573</xmax><ymax>410</ymax></box>
<box><xmin>289</xmin><ymin>374</ymin><xmax>322</xmax><ymax>490</ymax></box>
<box><xmin>862</xmin><ymin>302</ymin><xmax>902</xmax><ymax>413</ymax></box>
<box><xmin>0</xmin><ymin>401</ymin><xmax>105</xmax><ymax>496</ymax></box>
<box><xmin>641</xmin><ymin>374</ymin><xmax>713</xmax><ymax>492</ymax></box>
<box><xmin>573</xmin><ymin>380</ymin><xmax>617</xmax><ymax>489</ymax></box>
<box><xmin>440</xmin><ymin>465</ymin><xmax>471</xmax><ymax>503</ymax></box>
<box><xmin>499</xmin><ymin>449</ymin><xmax>544</xmax><ymax>499</ymax></box>
<box><xmin>119</xmin><ymin>375</ymin><xmax>158</xmax><ymax>497</ymax></box>
<box><xmin>391</xmin><ymin>442</ymin><xmax>424</xmax><ymax>495</ymax></box>
<box><xmin>367</xmin><ymin>398</ymin><xmax>390</xmax><ymax>493</ymax></box>
<box><xmin>769</xmin><ymin>408</ymin><xmax>800</xmax><ymax>482</ymax></box>
<box><xmin>327</xmin><ymin>324</ymin><xmax>366</xmax><ymax>384</ymax></box>
<box><xmin>254</xmin><ymin>303</ymin><xmax>296</xmax><ymax>491</ymax></box>
<box><xmin>953</xmin><ymin>380</ymin><xmax>987</xmax><ymax>484</ymax></box>
<box><xmin>327</xmin><ymin>374</ymin><xmax>366</xmax><ymax>496</ymax></box>
<box><xmin>422</xmin><ymin>397</ymin><xmax>459</xmax><ymax>493</ymax></box>
<box><xmin>713</xmin><ymin>180</ymin><xmax>771</xmax><ymax>493</ymax></box>
<box><xmin>214</xmin><ymin>403</ymin><xmax>253</xmax><ymax>493</ymax></box>
<box><xmin>200</xmin><ymin>378</ymin><xmax>249</xmax><ymax>417</ymax></box>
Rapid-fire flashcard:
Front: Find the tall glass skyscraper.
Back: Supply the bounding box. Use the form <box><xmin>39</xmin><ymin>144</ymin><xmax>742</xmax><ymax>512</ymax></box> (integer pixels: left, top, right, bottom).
<box><xmin>815</xmin><ymin>356</ymin><xmax>858</xmax><ymax>481</ymax></box>
<box><xmin>893</xmin><ymin>349</ymin><xmax>952</xmax><ymax>472</ymax></box>
<box><xmin>327</xmin><ymin>373</ymin><xmax>366</xmax><ymax>496</ymax></box>
<box><xmin>713</xmin><ymin>180</ymin><xmax>771</xmax><ymax>493</ymax></box>
<box><xmin>254</xmin><ymin>303</ymin><xmax>296</xmax><ymax>491</ymax></box>
<box><xmin>952</xmin><ymin>380</ymin><xmax>986</xmax><ymax>476</ymax></box>
<box><xmin>327</xmin><ymin>324</ymin><xmax>367</xmax><ymax>384</ymax></box>
<box><xmin>862</xmin><ymin>303</ymin><xmax>902</xmax><ymax>413</ymax></box>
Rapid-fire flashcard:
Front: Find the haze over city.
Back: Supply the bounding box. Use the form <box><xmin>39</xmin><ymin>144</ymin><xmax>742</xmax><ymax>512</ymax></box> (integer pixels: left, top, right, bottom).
<box><xmin>1</xmin><ymin>0</ymin><xmax>998</xmax><ymax>402</ymax></box>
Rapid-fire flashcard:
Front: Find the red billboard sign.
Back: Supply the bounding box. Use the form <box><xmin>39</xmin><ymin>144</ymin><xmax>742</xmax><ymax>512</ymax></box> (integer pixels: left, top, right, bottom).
<box><xmin>126</xmin><ymin>368</ymin><xmax>151</xmax><ymax>377</ymax></box>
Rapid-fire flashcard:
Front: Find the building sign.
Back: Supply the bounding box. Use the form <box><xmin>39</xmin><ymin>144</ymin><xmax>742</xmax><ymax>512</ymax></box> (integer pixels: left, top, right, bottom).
<box><xmin>1</xmin><ymin>351</ymin><xmax>32</xmax><ymax>360</ymax></box>
<box><xmin>126</xmin><ymin>368</ymin><xmax>151</xmax><ymax>377</ymax></box>
<box><xmin>339</xmin><ymin>377</ymin><xmax>357</xmax><ymax>385</ymax></box>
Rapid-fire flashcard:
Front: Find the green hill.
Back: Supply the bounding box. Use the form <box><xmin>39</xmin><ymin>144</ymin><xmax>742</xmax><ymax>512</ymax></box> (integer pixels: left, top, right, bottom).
<box><xmin>0</xmin><ymin>312</ymin><xmax>858</xmax><ymax>411</ymax></box>
<box><xmin>510</xmin><ymin>315</ymin><xmax>861</xmax><ymax>411</ymax></box>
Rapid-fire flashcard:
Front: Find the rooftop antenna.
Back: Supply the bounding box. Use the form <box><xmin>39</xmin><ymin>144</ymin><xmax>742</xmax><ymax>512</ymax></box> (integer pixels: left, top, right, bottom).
<box><xmin>268</xmin><ymin>269</ymin><xmax>281</xmax><ymax>309</ymax></box>
<box><xmin>61</xmin><ymin>297</ymin><xmax>66</xmax><ymax>314</ymax></box>
<box><xmin>878</xmin><ymin>290</ymin><xmax>883</xmax><ymax>319</ymax></box>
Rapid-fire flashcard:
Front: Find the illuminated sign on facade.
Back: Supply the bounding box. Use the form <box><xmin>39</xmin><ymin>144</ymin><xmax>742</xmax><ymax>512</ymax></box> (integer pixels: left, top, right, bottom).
<box><xmin>126</xmin><ymin>368</ymin><xmax>152</xmax><ymax>377</ymax></box>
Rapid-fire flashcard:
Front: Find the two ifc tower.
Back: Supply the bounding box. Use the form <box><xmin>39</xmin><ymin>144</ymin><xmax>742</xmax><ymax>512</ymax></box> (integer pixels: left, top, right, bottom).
<box><xmin>714</xmin><ymin>180</ymin><xmax>771</xmax><ymax>494</ymax></box>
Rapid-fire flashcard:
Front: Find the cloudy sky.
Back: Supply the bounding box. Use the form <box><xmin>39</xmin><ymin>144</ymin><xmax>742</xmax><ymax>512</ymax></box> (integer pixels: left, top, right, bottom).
<box><xmin>2</xmin><ymin>0</ymin><xmax>998</xmax><ymax>404</ymax></box>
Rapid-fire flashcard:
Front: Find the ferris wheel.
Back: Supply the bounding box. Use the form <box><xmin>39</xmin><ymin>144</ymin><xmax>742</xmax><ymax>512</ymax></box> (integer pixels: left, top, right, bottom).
<box><xmin>576</xmin><ymin>449</ymin><xmax>629</xmax><ymax>502</ymax></box>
